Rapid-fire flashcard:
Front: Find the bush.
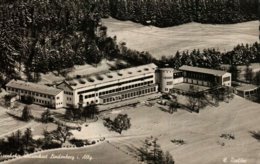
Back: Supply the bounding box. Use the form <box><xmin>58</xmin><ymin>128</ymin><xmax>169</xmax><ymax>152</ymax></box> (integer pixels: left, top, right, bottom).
<box><xmin>103</xmin><ymin>114</ymin><xmax>131</xmax><ymax>134</ymax></box>
<box><xmin>69</xmin><ymin>138</ymin><xmax>84</xmax><ymax>147</ymax></box>
<box><xmin>42</xmin><ymin>141</ymin><xmax>61</xmax><ymax>150</ymax></box>
<box><xmin>21</xmin><ymin>95</ymin><xmax>33</xmax><ymax>105</ymax></box>
<box><xmin>21</xmin><ymin>106</ymin><xmax>33</xmax><ymax>122</ymax></box>
<box><xmin>220</xmin><ymin>133</ymin><xmax>235</xmax><ymax>140</ymax></box>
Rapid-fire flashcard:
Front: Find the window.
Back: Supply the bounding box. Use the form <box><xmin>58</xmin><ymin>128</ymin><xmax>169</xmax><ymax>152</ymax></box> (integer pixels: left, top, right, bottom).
<box><xmin>166</xmin><ymin>81</ymin><xmax>173</xmax><ymax>85</ymax></box>
<box><xmin>223</xmin><ymin>76</ymin><xmax>230</xmax><ymax>82</ymax></box>
<box><xmin>57</xmin><ymin>97</ymin><xmax>60</xmax><ymax>100</ymax></box>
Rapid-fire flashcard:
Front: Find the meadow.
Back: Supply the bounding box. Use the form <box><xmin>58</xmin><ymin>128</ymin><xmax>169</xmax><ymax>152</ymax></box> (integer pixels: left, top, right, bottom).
<box><xmin>103</xmin><ymin>18</ymin><xmax>259</xmax><ymax>59</ymax></box>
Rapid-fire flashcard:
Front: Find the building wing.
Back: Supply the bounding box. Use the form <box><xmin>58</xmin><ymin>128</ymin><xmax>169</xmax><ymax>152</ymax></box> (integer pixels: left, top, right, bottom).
<box><xmin>6</xmin><ymin>80</ymin><xmax>62</xmax><ymax>96</ymax></box>
<box><xmin>179</xmin><ymin>65</ymin><xmax>227</xmax><ymax>76</ymax></box>
<box><xmin>66</xmin><ymin>63</ymin><xmax>158</xmax><ymax>90</ymax></box>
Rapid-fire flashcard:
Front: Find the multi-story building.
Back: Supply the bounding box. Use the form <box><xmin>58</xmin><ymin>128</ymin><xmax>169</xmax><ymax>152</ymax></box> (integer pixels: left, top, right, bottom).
<box><xmin>5</xmin><ymin>64</ymin><xmax>232</xmax><ymax>109</ymax></box>
<box><xmin>6</xmin><ymin>80</ymin><xmax>64</xmax><ymax>109</ymax></box>
<box><xmin>56</xmin><ymin>63</ymin><xmax>158</xmax><ymax>108</ymax></box>
<box><xmin>179</xmin><ymin>65</ymin><xmax>231</xmax><ymax>87</ymax></box>
<box><xmin>156</xmin><ymin>68</ymin><xmax>183</xmax><ymax>93</ymax></box>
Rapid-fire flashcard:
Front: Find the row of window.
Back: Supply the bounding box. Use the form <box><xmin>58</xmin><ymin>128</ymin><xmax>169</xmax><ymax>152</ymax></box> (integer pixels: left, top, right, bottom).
<box><xmin>99</xmin><ymin>80</ymin><xmax>154</xmax><ymax>96</ymax></box>
<box><xmin>64</xmin><ymin>91</ymin><xmax>73</xmax><ymax>95</ymax></box>
<box><xmin>56</xmin><ymin>102</ymin><xmax>63</xmax><ymax>106</ymax></box>
<box><xmin>223</xmin><ymin>76</ymin><xmax>231</xmax><ymax>82</ymax></box>
<box><xmin>67</xmin><ymin>97</ymin><xmax>72</xmax><ymax>101</ymax></box>
<box><xmin>33</xmin><ymin>98</ymin><xmax>62</xmax><ymax>106</ymax></box>
<box><xmin>173</xmin><ymin>72</ymin><xmax>183</xmax><ymax>78</ymax></box>
<box><xmin>33</xmin><ymin>98</ymin><xmax>50</xmax><ymax>105</ymax></box>
<box><xmin>85</xmin><ymin>94</ymin><xmax>95</xmax><ymax>99</ymax></box>
<box><xmin>185</xmin><ymin>79</ymin><xmax>209</xmax><ymax>86</ymax></box>
<box><xmin>164</xmin><ymin>77</ymin><xmax>173</xmax><ymax>79</ymax></box>
<box><xmin>78</xmin><ymin>75</ymin><xmax>154</xmax><ymax>95</ymax></box>
<box><xmin>8</xmin><ymin>87</ymin><xmax>55</xmax><ymax>99</ymax></box>
<box><xmin>85</xmin><ymin>100</ymin><xmax>98</xmax><ymax>106</ymax></box>
<box><xmin>103</xmin><ymin>87</ymin><xmax>156</xmax><ymax>104</ymax></box>
<box><xmin>184</xmin><ymin>72</ymin><xmax>213</xmax><ymax>81</ymax></box>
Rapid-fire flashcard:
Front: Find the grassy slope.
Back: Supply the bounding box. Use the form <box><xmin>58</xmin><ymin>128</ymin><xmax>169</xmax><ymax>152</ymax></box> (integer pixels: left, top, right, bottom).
<box><xmin>12</xmin><ymin>95</ymin><xmax>260</xmax><ymax>164</ymax></box>
<box><xmin>103</xmin><ymin>18</ymin><xmax>259</xmax><ymax>59</ymax></box>
<box><xmin>7</xmin><ymin>142</ymin><xmax>138</xmax><ymax>164</ymax></box>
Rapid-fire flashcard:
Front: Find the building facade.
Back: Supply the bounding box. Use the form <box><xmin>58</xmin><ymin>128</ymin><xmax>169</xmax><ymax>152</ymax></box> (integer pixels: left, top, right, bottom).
<box><xmin>6</xmin><ymin>80</ymin><xmax>64</xmax><ymax>109</ymax></box>
<box><xmin>179</xmin><ymin>65</ymin><xmax>231</xmax><ymax>87</ymax></box>
<box><xmin>56</xmin><ymin>63</ymin><xmax>158</xmax><ymax>108</ymax></box>
<box><xmin>5</xmin><ymin>64</ymin><xmax>232</xmax><ymax>109</ymax></box>
<box><xmin>156</xmin><ymin>68</ymin><xmax>183</xmax><ymax>93</ymax></box>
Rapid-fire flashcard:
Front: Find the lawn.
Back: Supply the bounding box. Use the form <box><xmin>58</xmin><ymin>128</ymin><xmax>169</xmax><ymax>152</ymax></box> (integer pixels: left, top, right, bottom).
<box><xmin>71</xmin><ymin>95</ymin><xmax>260</xmax><ymax>164</ymax></box>
<box><xmin>103</xmin><ymin>17</ymin><xmax>259</xmax><ymax>59</ymax></box>
<box><xmin>6</xmin><ymin>95</ymin><xmax>260</xmax><ymax>164</ymax></box>
<box><xmin>7</xmin><ymin>142</ymin><xmax>138</xmax><ymax>164</ymax></box>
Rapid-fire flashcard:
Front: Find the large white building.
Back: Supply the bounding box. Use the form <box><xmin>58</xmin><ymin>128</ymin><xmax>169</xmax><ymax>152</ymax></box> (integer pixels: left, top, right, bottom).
<box><xmin>6</xmin><ymin>80</ymin><xmax>64</xmax><ymax>109</ymax></box>
<box><xmin>5</xmin><ymin>63</ymin><xmax>232</xmax><ymax>109</ymax></box>
<box><xmin>56</xmin><ymin>63</ymin><xmax>158</xmax><ymax>108</ymax></box>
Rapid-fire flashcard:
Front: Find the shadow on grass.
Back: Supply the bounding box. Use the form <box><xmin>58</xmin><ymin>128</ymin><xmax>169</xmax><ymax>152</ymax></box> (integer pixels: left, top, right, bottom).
<box><xmin>249</xmin><ymin>131</ymin><xmax>260</xmax><ymax>141</ymax></box>
<box><xmin>124</xmin><ymin>140</ymin><xmax>146</xmax><ymax>161</ymax></box>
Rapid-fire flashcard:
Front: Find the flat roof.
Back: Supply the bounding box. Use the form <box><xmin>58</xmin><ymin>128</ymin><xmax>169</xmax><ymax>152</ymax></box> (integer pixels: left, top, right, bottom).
<box><xmin>6</xmin><ymin>80</ymin><xmax>62</xmax><ymax>96</ymax></box>
<box><xmin>159</xmin><ymin>68</ymin><xmax>174</xmax><ymax>71</ymax></box>
<box><xmin>179</xmin><ymin>65</ymin><xmax>228</xmax><ymax>76</ymax></box>
<box><xmin>66</xmin><ymin>63</ymin><xmax>157</xmax><ymax>90</ymax></box>
<box><xmin>236</xmin><ymin>84</ymin><xmax>259</xmax><ymax>92</ymax></box>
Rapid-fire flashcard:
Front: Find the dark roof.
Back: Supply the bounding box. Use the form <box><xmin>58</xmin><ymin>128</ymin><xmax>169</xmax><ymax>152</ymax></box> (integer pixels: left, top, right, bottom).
<box><xmin>6</xmin><ymin>80</ymin><xmax>62</xmax><ymax>96</ymax></box>
<box><xmin>179</xmin><ymin>65</ymin><xmax>228</xmax><ymax>76</ymax></box>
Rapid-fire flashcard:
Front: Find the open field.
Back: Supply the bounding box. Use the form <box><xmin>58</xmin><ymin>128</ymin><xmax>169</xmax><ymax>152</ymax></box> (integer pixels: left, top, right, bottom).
<box><xmin>7</xmin><ymin>95</ymin><xmax>260</xmax><ymax>164</ymax></box>
<box><xmin>66</xmin><ymin>95</ymin><xmax>260</xmax><ymax>164</ymax></box>
<box><xmin>103</xmin><ymin>18</ymin><xmax>259</xmax><ymax>59</ymax></box>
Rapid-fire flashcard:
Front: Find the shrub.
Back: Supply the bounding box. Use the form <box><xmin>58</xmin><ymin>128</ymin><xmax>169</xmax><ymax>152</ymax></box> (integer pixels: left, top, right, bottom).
<box><xmin>69</xmin><ymin>138</ymin><xmax>84</xmax><ymax>147</ymax></box>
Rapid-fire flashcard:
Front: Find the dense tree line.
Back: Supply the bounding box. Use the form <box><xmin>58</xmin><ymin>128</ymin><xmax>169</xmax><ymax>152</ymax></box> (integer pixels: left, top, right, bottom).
<box><xmin>158</xmin><ymin>42</ymin><xmax>260</xmax><ymax>69</ymax></box>
<box><xmin>0</xmin><ymin>0</ymin><xmax>259</xmax><ymax>86</ymax></box>
<box><xmin>0</xmin><ymin>128</ymin><xmax>35</xmax><ymax>155</ymax></box>
<box><xmin>0</xmin><ymin>0</ymin><xmax>117</xmax><ymax>83</ymax></box>
<box><xmin>106</xmin><ymin>0</ymin><xmax>257</xmax><ymax>27</ymax></box>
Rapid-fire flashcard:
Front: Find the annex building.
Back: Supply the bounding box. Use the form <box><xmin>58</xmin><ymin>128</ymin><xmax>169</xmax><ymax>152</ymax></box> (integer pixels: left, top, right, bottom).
<box><xmin>6</xmin><ymin>63</ymin><xmax>232</xmax><ymax>109</ymax></box>
<box><xmin>179</xmin><ymin>65</ymin><xmax>231</xmax><ymax>86</ymax></box>
<box><xmin>158</xmin><ymin>65</ymin><xmax>231</xmax><ymax>93</ymax></box>
<box><xmin>6</xmin><ymin>80</ymin><xmax>64</xmax><ymax>109</ymax></box>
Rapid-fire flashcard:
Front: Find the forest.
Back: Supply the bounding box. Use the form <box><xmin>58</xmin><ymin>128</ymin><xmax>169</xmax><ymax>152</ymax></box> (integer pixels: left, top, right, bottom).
<box><xmin>0</xmin><ymin>0</ymin><xmax>119</xmax><ymax>83</ymax></box>
<box><xmin>0</xmin><ymin>0</ymin><xmax>259</xmax><ymax>86</ymax></box>
<box><xmin>106</xmin><ymin>0</ymin><xmax>258</xmax><ymax>27</ymax></box>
